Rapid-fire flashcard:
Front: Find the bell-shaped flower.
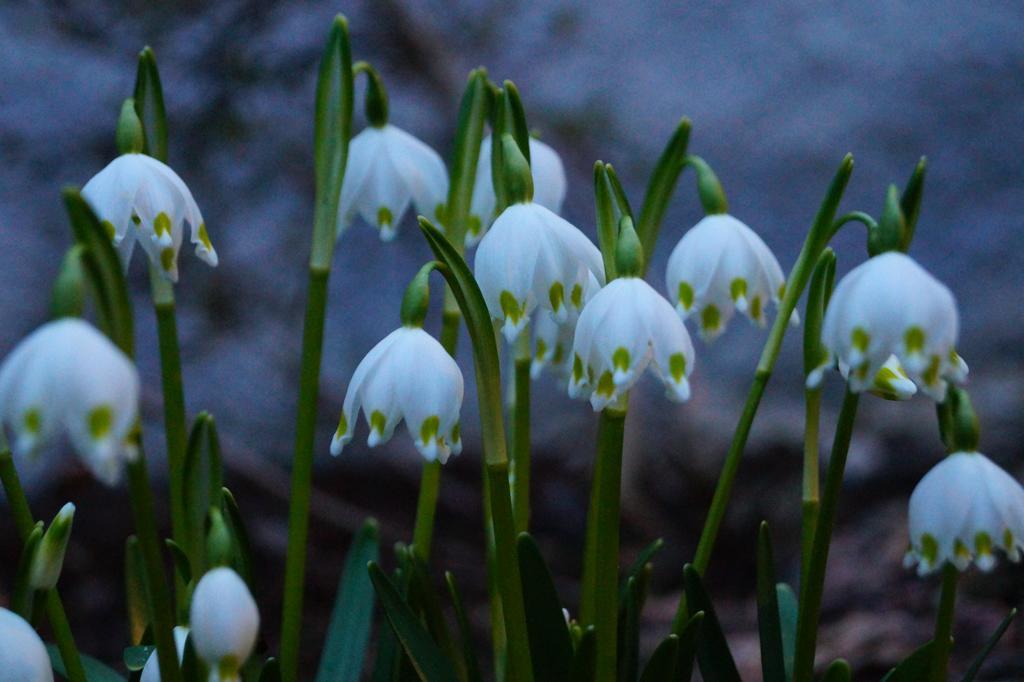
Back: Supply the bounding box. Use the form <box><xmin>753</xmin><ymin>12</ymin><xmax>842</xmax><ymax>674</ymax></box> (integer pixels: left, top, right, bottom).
<box><xmin>82</xmin><ymin>153</ymin><xmax>215</xmax><ymax>283</ymax></box>
<box><xmin>812</xmin><ymin>251</ymin><xmax>966</xmax><ymax>400</ymax></box>
<box><xmin>466</xmin><ymin>135</ymin><xmax>567</xmax><ymax>246</ymax></box>
<box><xmin>905</xmin><ymin>451</ymin><xmax>1024</xmax><ymax>575</ymax></box>
<box><xmin>140</xmin><ymin>626</ymin><xmax>190</xmax><ymax>682</ymax></box>
<box><xmin>665</xmin><ymin>213</ymin><xmax>790</xmax><ymax>340</ymax></box>
<box><xmin>0</xmin><ymin>608</ymin><xmax>53</xmax><ymax>682</ymax></box>
<box><xmin>569</xmin><ymin>277</ymin><xmax>696</xmax><ymax>411</ymax></box>
<box><xmin>337</xmin><ymin>124</ymin><xmax>448</xmax><ymax>241</ymax></box>
<box><xmin>331</xmin><ymin>327</ymin><xmax>463</xmax><ymax>463</ymax></box>
<box><xmin>0</xmin><ymin>319</ymin><xmax>140</xmax><ymax>485</ymax></box>
<box><xmin>190</xmin><ymin>568</ymin><xmax>259</xmax><ymax>682</ymax></box>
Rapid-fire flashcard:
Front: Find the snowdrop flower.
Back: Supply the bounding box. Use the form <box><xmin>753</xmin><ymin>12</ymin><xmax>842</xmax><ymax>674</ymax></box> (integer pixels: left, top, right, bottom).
<box><xmin>665</xmin><ymin>213</ymin><xmax>790</xmax><ymax>340</ymax></box>
<box><xmin>905</xmin><ymin>451</ymin><xmax>1024</xmax><ymax>575</ymax></box>
<box><xmin>812</xmin><ymin>251</ymin><xmax>967</xmax><ymax>401</ymax></box>
<box><xmin>190</xmin><ymin>568</ymin><xmax>259</xmax><ymax>682</ymax></box>
<box><xmin>0</xmin><ymin>608</ymin><xmax>53</xmax><ymax>682</ymax></box>
<box><xmin>0</xmin><ymin>319</ymin><xmax>140</xmax><ymax>485</ymax></box>
<box><xmin>140</xmin><ymin>626</ymin><xmax>190</xmax><ymax>682</ymax></box>
<box><xmin>475</xmin><ymin>135</ymin><xmax>604</xmax><ymax>343</ymax></box>
<box><xmin>466</xmin><ymin>134</ymin><xmax>567</xmax><ymax>246</ymax></box>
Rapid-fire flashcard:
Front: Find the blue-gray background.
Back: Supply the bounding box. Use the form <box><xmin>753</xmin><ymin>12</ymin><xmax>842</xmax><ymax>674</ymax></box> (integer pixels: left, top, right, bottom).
<box><xmin>1</xmin><ymin>2</ymin><xmax>1022</xmax><ymax>678</ymax></box>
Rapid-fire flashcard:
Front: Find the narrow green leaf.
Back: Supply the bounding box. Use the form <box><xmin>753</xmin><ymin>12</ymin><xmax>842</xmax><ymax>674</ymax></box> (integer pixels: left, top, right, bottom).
<box><xmin>604</xmin><ymin>164</ymin><xmax>634</xmax><ymax>222</ymax></box>
<box><xmin>683</xmin><ymin>564</ymin><xmax>740</xmax><ymax>682</ymax></box>
<box><xmin>636</xmin><ymin>117</ymin><xmax>692</xmax><ymax>268</ymax></box>
<box><xmin>48</xmin><ymin>644</ymin><xmax>125</xmax><ymax>682</ymax></box>
<box><xmin>899</xmin><ymin>157</ymin><xmax>927</xmax><ymax>251</ymax></box>
<box><xmin>822</xmin><ymin>659</ymin><xmax>852</xmax><ymax>682</ymax></box>
<box><xmin>502</xmin><ymin>81</ymin><xmax>531</xmax><ymax>165</ymax></box>
<box><xmin>132</xmin><ymin>46</ymin><xmax>168</xmax><ymax>162</ymax></box>
<box><xmin>404</xmin><ymin>556</ymin><xmax>463</xmax><ymax>678</ymax></box>
<box><xmin>617</xmin><ymin>577</ymin><xmax>640</xmax><ymax>682</ymax></box>
<box><xmin>259</xmin><ymin>658</ymin><xmax>282</xmax><ymax>682</ymax></box>
<box><xmin>674</xmin><ymin>611</ymin><xmax>704</xmax><ymax>682</ymax></box>
<box><xmin>164</xmin><ymin>539</ymin><xmax>192</xmax><ymax>586</ymax></box>
<box><xmin>315</xmin><ymin>519</ymin><xmax>379</xmax><ymax>682</ymax></box>
<box><xmin>880</xmin><ymin>640</ymin><xmax>935</xmax><ymax>682</ymax></box>
<box><xmin>368</xmin><ymin>562</ymin><xmax>459</xmax><ymax>682</ymax></box>
<box><xmin>442</xmin><ymin>68</ymin><xmax>489</xmax><ymax>245</ymax></box>
<box><xmin>776</xmin><ymin>583</ymin><xmax>798</xmax><ymax>681</ymax></box>
<box><xmin>124</xmin><ymin>536</ymin><xmax>149</xmax><ymax>643</ymax></box>
<box><xmin>517</xmin><ymin>533</ymin><xmax>573</xmax><ymax>682</ymax></box>
<box><xmin>619</xmin><ymin>538</ymin><xmax>664</xmax><ymax>606</ymax></box>
<box><xmin>961</xmin><ymin>608</ymin><xmax>1017</xmax><ymax>682</ymax></box>
<box><xmin>638</xmin><ymin>635</ymin><xmax>678</xmax><ymax>682</ymax></box>
<box><xmin>13</xmin><ymin>523</ymin><xmax>43</xmax><ymax>618</ymax></box>
<box><xmin>569</xmin><ymin>626</ymin><xmax>597</xmax><ymax>682</ymax></box>
<box><xmin>220</xmin><ymin>487</ymin><xmax>254</xmax><ymax>586</ymax></box>
<box><xmin>182</xmin><ymin>413</ymin><xmax>224</xmax><ymax>575</ymax></box>
<box><xmin>756</xmin><ymin>523</ymin><xmax>786</xmax><ymax>682</ymax></box>
<box><xmin>594</xmin><ymin>163</ymin><xmax>618</xmax><ymax>281</ymax></box>
<box><xmin>445</xmin><ymin>572</ymin><xmax>483</xmax><ymax>682</ymax></box>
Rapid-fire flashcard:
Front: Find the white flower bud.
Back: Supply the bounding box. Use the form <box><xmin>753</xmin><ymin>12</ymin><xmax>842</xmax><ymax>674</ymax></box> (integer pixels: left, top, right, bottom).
<box><xmin>190</xmin><ymin>568</ymin><xmax>259</xmax><ymax>681</ymax></box>
<box><xmin>29</xmin><ymin>502</ymin><xmax>75</xmax><ymax>591</ymax></box>
<box><xmin>0</xmin><ymin>607</ymin><xmax>53</xmax><ymax>682</ymax></box>
<box><xmin>0</xmin><ymin>319</ymin><xmax>140</xmax><ymax>485</ymax></box>
<box><xmin>82</xmin><ymin>153</ymin><xmax>215</xmax><ymax>283</ymax></box>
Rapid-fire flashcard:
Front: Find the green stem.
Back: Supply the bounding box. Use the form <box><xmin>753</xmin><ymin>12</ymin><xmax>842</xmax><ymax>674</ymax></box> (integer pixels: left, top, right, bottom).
<box><xmin>0</xmin><ymin>449</ymin><xmax>87</xmax><ymax>682</ymax></box>
<box><xmin>800</xmin><ymin>388</ymin><xmax>822</xmax><ymax>587</ymax></box>
<box><xmin>280</xmin><ymin>267</ymin><xmax>329</xmax><ymax>678</ymax></box>
<box><xmin>929</xmin><ymin>563</ymin><xmax>959</xmax><ymax>682</ymax></box>
<box><xmin>792</xmin><ymin>388</ymin><xmax>860</xmax><ymax>682</ymax></box>
<box><xmin>126</xmin><ymin>451</ymin><xmax>182</xmax><ymax>682</ymax></box>
<box><xmin>511</xmin><ymin>333</ymin><xmax>531</xmax><ymax>534</ymax></box>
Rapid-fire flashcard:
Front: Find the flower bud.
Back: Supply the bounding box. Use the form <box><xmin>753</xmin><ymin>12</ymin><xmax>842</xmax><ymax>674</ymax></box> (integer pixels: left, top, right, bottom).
<box><xmin>190</xmin><ymin>568</ymin><xmax>259</xmax><ymax>681</ymax></box>
<box><xmin>116</xmin><ymin>98</ymin><xmax>145</xmax><ymax>155</ymax></box>
<box><xmin>29</xmin><ymin>502</ymin><xmax>75</xmax><ymax>591</ymax></box>
<box><xmin>0</xmin><ymin>607</ymin><xmax>53</xmax><ymax>682</ymax></box>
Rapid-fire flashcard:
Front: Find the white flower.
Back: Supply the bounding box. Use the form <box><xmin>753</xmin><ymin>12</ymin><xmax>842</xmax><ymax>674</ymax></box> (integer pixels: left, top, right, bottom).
<box><xmin>190</xmin><ymin>568</ymin><xmax>259</xmax><ymax>682</ymax></box>
<box><xmin>0</xmin><ymin>319</ymin><xmax>140</xmax><ymax>485</ymax></box>
<box><xmin>140</xmin><ymin>626</ymin><xmax>190</xmax><ymax>682</ymax></box>
<box><xmin>905</xmin><ymin>451</ymin><xmax>1024</xmax><ymax>575</ymax></box>
<box><xmin>331</xmin><ymin>327</ymin><xmax>463</xmax><ymax>463</ymax></box>
<box><xmin>82</xmin><ymin>153</ymin><xmax>215</xmax><ymax>283</ymax></box>
<box><xmin>475</xmin><ymin>202</ymin><xmax>605</xmax><ymax>343</ymax></box>
<box><xmin>665</xmin><ymin>213</ymin><xmax>790</xmax><ymax>340</ymax></box>
<box><xmin>466</xmin><ymin>135</ymin><xmax>567</xmax><ymax>246</ymax></box>
<box><xmin>569</xmin><ymin>277</ymin><xmax>696</xmax><ymax>411</ymax></box>
<box><xmin>337</xmin><ymin>124</ymin><xmax>448</xmax><ymax>241</ymax></box>
<box><xmin>813</xmin><ymin>251</ymin><xmax>967</xmax><ymax>400</ymax></box>
<box><xmin>0</xmin><ymin>608</ymin><xmax>53</xmax><ymax>682</ymax></box>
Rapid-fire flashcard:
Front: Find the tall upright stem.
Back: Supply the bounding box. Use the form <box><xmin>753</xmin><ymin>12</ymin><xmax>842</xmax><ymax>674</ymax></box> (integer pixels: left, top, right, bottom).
<box><xmin>929</xmin><ymin>563</ymin><xmax>960</xmax><ymax>682</ymax></box>
<box><xmin>511</xmin><ymin>330</ymin><xmax>532</xmax><ymax>534</ymax></box>
<box><xmin>0</xmin><ymin>450</ymin><xmax>87</xmax><ymax>682</ymax></box>
<box><xmin>792</xmin><ymin>388</ymin><xmax>860</xmax><ymax>682</ymax></box>
<box><xmin>801</xmin><ymin>388</ymin><xmax>822</xmax><ymax>587</ymax></box>
<box><xmin>280</xmin><ymin>267</ymin><xmax>330</xmax><ymax>677</ymax></box>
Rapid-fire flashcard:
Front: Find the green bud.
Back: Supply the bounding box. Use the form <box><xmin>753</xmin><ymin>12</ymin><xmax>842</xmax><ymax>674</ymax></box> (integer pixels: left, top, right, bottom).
<box><xmin>614</xmin><ymin>216</ymin><xmax>644</xmax><ymax>278</ymax></box>
<box><xmin>899</xmin><ymin>156</ymin><xmax>927</xmax><ymax>251</ymax></box>
<box><xmin>51</xmin><ymin>245</ymin><xmax>87</xmax><ymax>320</ymax></box>
<box><xmin>400</xmin><ymin>262</ymin><xmax>440</xmax><ymax>327</ymax></box>
<box><xmin>685</xmin><ymin>155</ymin><xmax>728</xmax><ymax>215</ymax></box>
<box><xmin>116</xmin><ymin>98</ymin><xmax>145</xmax><ymax>155</ymax></box>
<box><xmin>355</xmin><ymin>61</ymin><xmax>389</xmax><ymax>127</ymax></box>
<box><xmin>868</xmin><ymin>185</ymin><xmax>905</xmax><ymax>256</ymax></box>
<box><xmin>206</xmin><ymin>507</ymin><xmax>233</xmax><ymax>568</ymax></box>
<box><xmin>30</xmin><ymin>502</ymin><xmax>75</xmax><ymax>590</ymax></box>
<box><xmin>500</xmin><ymin>133</ymin><xmax>534</xmax><ymax>205</ymax></box>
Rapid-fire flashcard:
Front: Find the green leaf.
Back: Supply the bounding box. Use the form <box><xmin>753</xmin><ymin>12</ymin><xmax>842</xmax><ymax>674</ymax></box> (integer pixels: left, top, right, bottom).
<box><xmin>164</xmin><ymin>538</ymin><xmax>192</xmax><ymax>586</ymax></box>
<box><xmin>617</xmin><ymin>577</ymin><xmax>640</xmax><ymax>682</ymax></box>
<box><xmin>604</xmin><ymin>164</ymin><xmax>634</xmax><ymax>222</ymax></box>
<box><xmin>756</xmin><ymin>523</ymin><xmax>786</xmax><ymax>682</ymax></box>
<box><xmin>569</xmin><ymin>626</ymin><xmax>596</xmax><ymax>682</ymax></box>
<box><xmin>180</xmin><ymin>633</ymin><xmax>206</xmax><ymax>682</ymax></box>
<box><xmin>961</xmin><ymin>608</ymin><xmax>1017</xmax><ymax>682</ymax></box>
<box><xmin>124</xmin><ymin>537</ymin><xmax>149</xmax><ymax>643</ymax></box>
<box><xmin>13</xmin><ymin>522</ymin><xmax>43</xmax><ymax>618</ymax></box>
<box><xmin>132</xmin><ymin>46</ymin><xmax>168</xmax><ymax>162</ymax></box>
<box><xmin>636</xmin><ymin>117</ymin><xmax>692</xmax><ymax>268</ymax></box>
<box><xmin>880</xmin><ymin>640</ymin><xmax>935</xmax><ymax>682</ymax></box>
<box><xmin>899</xmin><ymin>157</ymin><xmax>927</xmax><ymax>251</ymax></box>
<box><xmin>220</xmin><ymin>487</ymin><xmax>254</xmax><ymax>586</ymax></box>
<box><xmin>674</xmin><ymin>611</ymin><xmax>704</xmax><ymax>682</ymax></box>
<box><xmin>182</xmin><ymin>413</ymin><xmax>224</xmax><ymax>574</ymax></box>
<box><xmin>124</xmin><ymin>645</ymin><xmax>155</xmax><ymax>672</ymax></box>
<box><xmin>517</xmin><ymin>533</ymin><xmax>573</xmax><ymax>682</ymax></box>
<box><xmin>404</xmin><ymin>555</ymin><xmax>463</xmax><ymax>677</ymax></box>
<box><xmin>594</xmin><ymin>163</ymin><xmax>618</xmax><ymax>281</ymax></box>
<box><xmin>776</xmin><ymin>583</ymin><xmax>798</xmax><ymax>681</ymax></box>
<box><xmin>368</xmin><ymin>562</ymin><xmax>459</xmax><ymax>682</ymax></box>
<box><xmin>315</xmin><ymin>519</ymin><xmax>379</xmax><ymax>682</ymax></box>
<box><xmin>259</xmin><ymin>658</ymin><xmax>282</xmax><ymax>682</ymax></box>
<box><xmin>502</xmin><ymin>81</ymin><xmax>531</xmax><ymax>165</ymax></box>
<box><xmin>683</xmin><ymin>565</ymin><xmax>740</xmax><ymax>682</ymax></box>
<box><xmin>638</xmin><ymin>635</ymin><xmax>678</xmax><ymax>682</ymax></box>
<box><xmin>47</xmin><ymin>644</ymin><xmax>125</xmax><ymax>682</ymax></box>
<box><xmin>822</xmin><ymin>659</ymin><xmax>852</xmax><ymax>682</ymax></box>
<box><xmin>445</xmin><ymin>572</ymin><xmax>483</xmax><ymax>682</ymax></box>
<box><xmin>619</xmin><ymin>538</ymin><xmax>664</xmax><ymax>606</ymax></box>
<box><xmin>442</xmin><ymin>68</ymin><xmax>489</xmax><ymax>245</ymax></box>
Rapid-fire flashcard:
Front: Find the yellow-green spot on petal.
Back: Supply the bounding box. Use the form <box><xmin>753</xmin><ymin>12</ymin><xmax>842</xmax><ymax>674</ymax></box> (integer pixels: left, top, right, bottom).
<box><xmin>420</xmin><ymin>416</ymin><xmax>440</xmax><ymax>445</ymax></box>
<box><xmin>335</xmin><ymin>413</ymin><xmax>348</xmax><ymax>438</ymax></box>
<box><xmin>677</xmin><ymin>282</ymin><xmax>694</xmax><ymax>311</ymax></box>
<box><xmin>154</xmin><ymin>212</ymin><xmax>171</xmax><ymax>238</ymax></box>
<box><xmin>777</xmin><ymin>283</ymin><xmax>787</xmax><ymax>300</ymax></box>
<box><xmin>101</xmin><ymin>220</ymin><xmax>116</xmax><ymax>241</ymax></box>
<box><xmin>920</xmin><ymin>533</ymin><xmax>939</xmax><ymax>564</ymax></box>
<box><xmin>571</xmin><ymin>283</ymin><xmax>583</xmax><ymax>309</ymax></box>
<box><xmin>612</xmin><ymin>347</ymin><xmax>630</xmax><ymax>372</ymax></box>
<box><xmin>23</xmin><ymin>408</ymin><xmax>41</xmax><ymax>435</ymax></box>
<box><xmin>750</xmin><ymin>296</ymin><xmax>763</xmax><ymax>322</ymax></box>
<box><xmin>851</xmin><ymin>327</ymin><xmax>870</xmax><ymax>353</ymax></box>
<box><xmin>905</xmin><ymin>326</ymin><xmax>926</xmax><ymax>354</ymax></box>
<box><xmin>975</xmin><ymin>531</ymin><xmax>993</xmax><ymax>558</ymax></box>
<box><xmin>88</xmin><ymin>405</ymin><xmax>113</xmax><ymax>440</ymax></box>
<box><xmin>572</xmin><ymin>354</ymin><xmax>585</xmax><ymax>383</ymax></box>
<box><xmin>131</xmin><ymin>214</ymin><xmax>141</xmax><ymax>226</ymax></box>
<box><xmin>729</xmin><ymin>277</ymin><xmax>747</xmax><ymax>302</ymax></box>
<box><xmin>467</xmin><ymin>214</ymin><xmax>481</xmax><ymax>237</ymax></box>
<box><xmin>198</xmin><ymin>223</ymin><xmax>213</xmax><ymax>251</ymax></box>
<box><xmin>1003</xmin><ymin>528</ymin><xmax>1015</xmax><ymax>552</ymax></box>
<box><xmin>450</xmin><ymin>423</ymin><xmax>460</xmax><ymax>444</ymax></box>
<box><xmin>549</xmin><ymin>282</ymin><xmax>565</xmax><ymax>312</ymax></box>
<box><xmin>923</xmin><ymin>355</ymin><xmax>941</xmax><ymax>386</ymax></box>
<box><xmin>160</xmin><ymin>247</ymin><xmax>175</xmax><ymax>272</ymax></box>
<box><xmin>535</xmin><ymin>338</ymin><xmax>548</xmax><ymax>361</ymax></box>
<box><xmin>954</xmin><ymin>538</ymin><xmax>971</xmax><ymax>560</ymax></box>
<box><xmin>500</xmin><ymin>291</ymin><xmax>523</xmax><ymax>327</ymax></box>
<box><xmin>552</xmin><ymin>343</ymin><xmax>564</xmax><ymax>365</ymax></box>
<box><xmin>701</xmin><ymin>305</ymin><xmax>721</xmax><ymax>333</ymax></box>
<box><xmin>377</xmin><ymin>206</ymin><xmax>393</xmax><ymax>227</ymax></box>
<box><xmin>596</xmin><ymin>371</ymin><xmax>615</xmax><ymax>397</ymax></box>
<box><xmin>669</xmin><ymin>353</ymin><xmax>687</xmax><ymax>382</ymax></box>
<box><xmin>370</xmin><ymin>410</ymin><xmax>387</xmax><ymax>435</ymax></box>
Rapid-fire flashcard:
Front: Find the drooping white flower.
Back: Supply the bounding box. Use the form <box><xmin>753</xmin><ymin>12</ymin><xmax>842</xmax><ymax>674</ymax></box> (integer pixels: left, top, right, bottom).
<box><xmin>140</xmin><ymin>626</ymin><xmax>190</xmax><ymax>682</ymax></box>
<box><xmin>466</xmin><ymin>135</ymin><xmax>567</xmax><ymax>246</ymax></box>
<box><xmin>665</xmin><ymin>213</ymin><xmax>790</xmax><ymax>340</ymax></box>
<box><xmin>569</xmin><ymin>277</ymin><xmax>696</xmax><ymax>411</ymax></box>
<box><xmin>0</xmin><ymin>319</ymin><xmax>140</xmax><ymax>485</ymax></box>
<box><xmin>475</xmin><ymin>202</ymin><xmax>605</xmax><ymax>343</ymax></box>
<box><xmin>0</xmin><ymin>608</ymin><xmax>53</xmax><ymax>682</ymax></box>
<box><xmin>336</xmin><ymin>124</ymin><xmax>448</xmax><ymax>241</ymax></box>
<box><xmin>905</xmin><ymin>451</ymin><xmax>1024</xmax><ymax>575</ymax></box>
<box><xmin>812</xmin><ymin>251</ymin><xmax>966</xmax><ymax>401</ymax></box>
<box><xmin>190</xmin><ymin>568</ymin><xmax>259</xmax><ymax>682</ymax></box>
<box><xmin>82</xmin><ymin>153</ymin><xmax>215</xmax><ymax>283</ymax></box>
<box><xmin>331</xmin><ymin>327</ymin><xmax>463</xmax><ymax>463</ymax></box>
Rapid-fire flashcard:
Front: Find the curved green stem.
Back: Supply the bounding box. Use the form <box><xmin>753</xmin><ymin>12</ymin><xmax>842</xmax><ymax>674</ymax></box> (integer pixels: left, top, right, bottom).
<box><xmin>827</xmin><ymin>211</ymin><xmax>877</xmax><ymax>241</ymax></box>
<box><xmin>792</xmin><ymin>388</ymin><xmax>860</xmax><ymax>682</ymax></box>
<box><xmin>929</xmin><ymin>563</ymin><xmax>960</xmax><ymax>682</ymax></box>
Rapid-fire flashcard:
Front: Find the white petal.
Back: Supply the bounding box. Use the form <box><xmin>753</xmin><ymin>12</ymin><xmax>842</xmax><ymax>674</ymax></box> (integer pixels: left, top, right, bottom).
<box><xmin>528</xmin><ymin>137</ymin><xmax>567</xmax><ymax>215</ymax></box>
<box><xmin>383</xmin><ymin>124</ymin><xmax>449</xmax><ymax>225</ymax></box>
<box><xmin>391</xmin><ymin>329</ymin><xmax>464</xmax><ymax>461</ymax></box>
<box><xmin>0</xmin><ymin>608</ymin><xmax>54</xmax><ymax>682</ymax></box>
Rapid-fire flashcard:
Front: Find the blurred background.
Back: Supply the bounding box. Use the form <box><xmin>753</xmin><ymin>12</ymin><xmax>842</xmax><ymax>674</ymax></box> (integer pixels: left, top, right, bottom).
<box><xmin>2</xmin><ymin>1</ymin><xmax>1023</xmax><ymax>679</ymax></box>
